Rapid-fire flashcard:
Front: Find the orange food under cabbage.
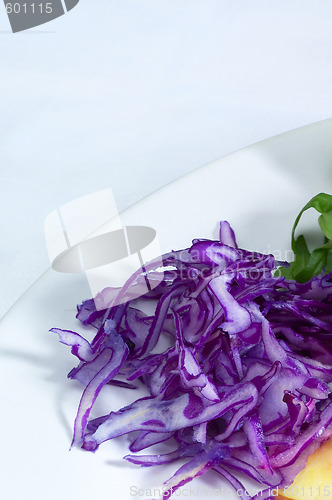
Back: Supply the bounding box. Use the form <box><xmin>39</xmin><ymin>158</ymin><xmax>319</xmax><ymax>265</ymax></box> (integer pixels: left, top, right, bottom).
<box><xmin>276</xmin><ymin>437</ymin><xmax>332</xmax><ymax>500</ymax></box>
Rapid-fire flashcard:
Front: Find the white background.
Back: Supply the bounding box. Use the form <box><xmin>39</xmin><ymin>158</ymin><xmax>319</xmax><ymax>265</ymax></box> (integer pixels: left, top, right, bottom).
<box><xmin>1</xmin><ymin>0</ymin><xmax>332</xmax><ymax>318</ymax></box>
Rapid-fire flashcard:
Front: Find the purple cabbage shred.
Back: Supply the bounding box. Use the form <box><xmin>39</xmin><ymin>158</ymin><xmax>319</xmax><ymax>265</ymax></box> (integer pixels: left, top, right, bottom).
<box><xmin>51</xmin><ymin>221</ymin><xmax>332</xmax><ymax>499</ymax></box>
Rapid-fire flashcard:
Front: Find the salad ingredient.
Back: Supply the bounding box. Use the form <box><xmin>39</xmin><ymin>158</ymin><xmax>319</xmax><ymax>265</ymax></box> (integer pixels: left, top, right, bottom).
<box><xmin>279</xmin><ymin>193</ymin><xmax>332</xmax><ymax>282</ymax></box>
<box><xmin>52</xmin><ymin>198</ymin><xmax>332</xmax><ymax>500</ymax></box>
<box><xmin>277</xmin><ymin>437</ymin><xmax>332</xmax><ymax>499</ymax></box>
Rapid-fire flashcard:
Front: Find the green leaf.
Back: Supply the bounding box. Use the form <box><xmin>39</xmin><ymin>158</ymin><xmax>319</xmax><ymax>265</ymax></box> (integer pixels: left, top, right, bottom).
<box><xmin>278</xmin><ymin>193</ymin><xmax>332</xmax><ymax>282</ymax></box>
<box><xmin>294</xmin><ymin>247</ymin><xmax>328</xmax><ymax>283</ymax></box>
<box><xmin>290</xmin><ymin>193</ymin><xmax>332</xmax><ymax>252</ymax></box>
<box><xmin>303</xmin><ymin>192</ymin><xmax>332</xmax><ymax>214</ymax></box>
<box><xmin>291</xmin><ymin>235</ymin><xmax>310</xmax><ymax>275</ymax></box>
<box><xmin>318</xmin><ymin>211</ymin><xmax>332</xmax><ymax>240</ymax></box>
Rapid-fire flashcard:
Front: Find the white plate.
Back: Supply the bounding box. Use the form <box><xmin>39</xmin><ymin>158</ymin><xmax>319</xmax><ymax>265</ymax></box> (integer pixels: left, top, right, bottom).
<box><xmin>1</xmin><ymin>118</ymin><xmax>332</xmax><ymax>500</ymax></box>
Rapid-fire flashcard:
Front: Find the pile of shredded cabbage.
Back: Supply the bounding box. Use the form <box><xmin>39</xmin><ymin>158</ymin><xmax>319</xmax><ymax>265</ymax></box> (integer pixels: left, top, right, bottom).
<box><xmin>52</xmin><ymin>218</ymin><xmax>332</xmax><ymax>500</ymax></box>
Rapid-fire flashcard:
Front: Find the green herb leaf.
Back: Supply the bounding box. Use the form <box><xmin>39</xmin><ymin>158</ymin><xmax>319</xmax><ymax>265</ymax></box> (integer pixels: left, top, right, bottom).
<box><xmin>279</xmin><ymin>193</ymin><xmax>332</xmax><ymax>282</ymax></box>
<box><xmin>318</xmin><ymin>211</ymin><xmax>332</xmax><ymax>240</ymax></box>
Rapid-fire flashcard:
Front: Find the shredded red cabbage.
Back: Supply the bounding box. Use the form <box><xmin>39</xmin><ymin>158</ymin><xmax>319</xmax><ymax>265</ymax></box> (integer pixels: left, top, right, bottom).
<box><xmin>52</xmin><ymin>221</ymin><xmax>332</xmax><ymax>499</ymax></box>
